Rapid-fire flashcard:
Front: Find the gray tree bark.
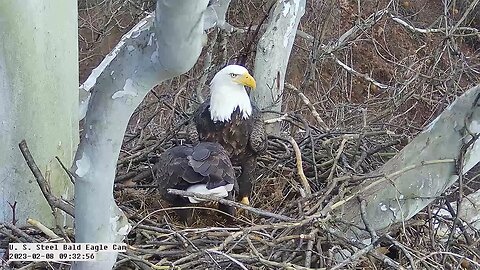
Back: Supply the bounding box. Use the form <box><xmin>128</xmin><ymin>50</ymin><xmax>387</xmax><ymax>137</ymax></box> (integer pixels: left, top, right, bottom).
<box><xmin>436</xmin><ymin>187</ymin><xmax>480</xmax><ymax>237</ymax></box>
<box><xmin>330</xmin><ymin>85</ymin><xmax>480</xmax><ymax>239</ymax></box>
<box><xmin>72</xmin><ymin>1</ymin><xmax>209</xmax><ymax>269</ymax></box>
<box><xmin>0</xmin><ymin>1</ymin><xmax>78</xmax><ymax>227</ymax></box>
<box><xmin>204</xmin><ymin>0</ymin><xmax>234</xmax><ymax>31</ymax></box>
<box><xmin>252</xmin><ymin>0</ymin><xmax>306</xmax><ymax>134</ymax></box>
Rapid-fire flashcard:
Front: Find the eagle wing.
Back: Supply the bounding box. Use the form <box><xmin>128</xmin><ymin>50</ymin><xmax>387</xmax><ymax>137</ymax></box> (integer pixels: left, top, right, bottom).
<box><xmin>188</xmin><ymin>142</ymin><xmax>237</xmax><ymax>190</ymax></box>
<box><xmin>154</xmin><ymin>145</ymin><xmax>200</xmax><ymax>196</ymax></box>
<box><xmin>155</xmin><ymin>142</ymin><xmax>237</xmax><ymax>198</ymax></box>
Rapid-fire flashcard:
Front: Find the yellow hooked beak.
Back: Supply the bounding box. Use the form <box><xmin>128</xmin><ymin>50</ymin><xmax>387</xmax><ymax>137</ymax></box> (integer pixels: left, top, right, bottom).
<box><xmin>234</xmin><ymin>72</ymin><xmax>256</xmax><ymax>89</ymax></box>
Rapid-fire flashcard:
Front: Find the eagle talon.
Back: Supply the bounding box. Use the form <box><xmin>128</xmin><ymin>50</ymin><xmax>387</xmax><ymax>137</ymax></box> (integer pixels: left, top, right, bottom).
<box><xmin>241</xmin><ymin>196</ymin><xmax>250</xmax><ymax>206</ymax></box>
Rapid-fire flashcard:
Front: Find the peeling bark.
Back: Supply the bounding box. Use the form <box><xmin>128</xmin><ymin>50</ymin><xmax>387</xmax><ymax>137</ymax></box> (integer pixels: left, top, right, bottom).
<box><xmin>204</xmin><ymin>0</ymin><xmax>234</xmax><ymax>31</ymax></box>
<box><xmin>72</xmin><ymin>1</ymin><xmax>208</xmax><ymax>269</ymax></box>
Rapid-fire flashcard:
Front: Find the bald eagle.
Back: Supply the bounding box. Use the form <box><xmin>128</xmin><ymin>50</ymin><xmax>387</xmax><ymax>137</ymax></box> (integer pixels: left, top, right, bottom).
<box><xmin>154</xmin><ymin>142</ymin><xmax>237</xmax><ymax>222</ymax></box>
<box><xmin>188</xmin><ymin>65</ymin><xmax>268</xmax><ymax>206</ymax></box>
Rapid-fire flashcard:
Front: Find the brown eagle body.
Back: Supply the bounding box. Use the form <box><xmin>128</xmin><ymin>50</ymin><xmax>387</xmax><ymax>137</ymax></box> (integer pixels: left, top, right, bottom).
<box><xmin>154</xmin><ymin>142</ymin><xmax>238</xmax><ymax>222</ymax></box>
<box><xmin>191</xmin><ymin>100</ymin><xmax>267</xmax><ymax>203</ymax></box>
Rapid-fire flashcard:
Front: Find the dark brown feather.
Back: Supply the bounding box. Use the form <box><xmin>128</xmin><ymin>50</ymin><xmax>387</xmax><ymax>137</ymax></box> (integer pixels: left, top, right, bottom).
<box><xmin>191</xmin><ymin>98</ymin><xmax>267</xmax><ymax>199</ymax></box>
<box><xmin>154</xmin><ymin>142</ymin><xmax>237</xmax><ymax>204</ymax></box>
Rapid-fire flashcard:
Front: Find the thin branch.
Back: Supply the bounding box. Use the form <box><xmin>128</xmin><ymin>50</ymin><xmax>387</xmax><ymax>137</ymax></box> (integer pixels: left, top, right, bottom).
<box><xmin>326</xmin><ymin>159</ymin><xmax>456</xmax><ymax>213</ymax></box>
<box><xmin>330</xmin><ymin>53</ymin><xmax>390</xmax><ymax>90</ymax></box>
<box><xmin>285</xmin><ymin>83</ymin><xmax>329</xmax><ymax>130</ymax></box>
<box><xmin>327</xmin><ymin>138</ymin><xmax>348</xmax><ymax>182</ymax></box>
<box><xmin>359</xmin><ymin>197</ymin><xmax>378</xmax><ymax>240</ymax></box>
<box><xmin>289</xmin><ymin>136</ymin><xmax>312</xmax><ymax>196</ymax></box>
<box><xmin>206</xmin><ymin>249</ymin><xmax>248</xmax><ymax>270</ymax></box>
<box><xmin>27</xmin><ymin>218</ymin><xmax>64</xmax><ymax>242</ymax></box>
<box><xmin>167</xmin><ymin>189</ymin><xmax>294</xmax><ymax>221</ymax></box>
<box><xmin>18</xmin><ymin>140</ymin><xmax>74</xmax><ymax>217</ymax></box>
<box><xmin>2</xmin><ymin>223</ymin><xmax>37</xmax><ymax>243</ymax></box>
<box><xmin>390</xmin><ymin>13</ymin><xmax>479</xmax><ymax>35</ymax></box>
<box><xmin>55</xmin><ymin>156</ymin><xmax>75</xmax><ymax>185</ymax></box>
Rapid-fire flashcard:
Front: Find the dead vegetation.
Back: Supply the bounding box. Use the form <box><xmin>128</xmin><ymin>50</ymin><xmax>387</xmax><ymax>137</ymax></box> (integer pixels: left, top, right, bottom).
<box><xmin>2</xmin><ymin>0</ymin><xmax>480</xmax><ymax>269</ymax></box>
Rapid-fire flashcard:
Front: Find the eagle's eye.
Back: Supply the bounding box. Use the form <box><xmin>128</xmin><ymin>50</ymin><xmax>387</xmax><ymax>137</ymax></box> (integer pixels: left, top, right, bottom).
<box><xmin>229</xmin><ymin>73</ymin><xmax>237</xmax><ymax>78</ymax></box>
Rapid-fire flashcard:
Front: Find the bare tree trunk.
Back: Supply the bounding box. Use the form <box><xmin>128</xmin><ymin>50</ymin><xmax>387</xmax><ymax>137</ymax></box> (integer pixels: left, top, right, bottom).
<box><xmin>0</xmin><ymin>1</ymin><xmax>78</xmax><ymax>227</ymax></box>
<box><xmin>72</xmin><ymin>1</ymin><xmax>208</xmax><ymax>269</ymax></box>
<box><xmin>252</xmin><ymin>0</ymin><xmax>306</xmax><ymax>134</ymax></box>
<box><xmin>331</xmin><ymin>85</ymin><xmax>480</xmax><ymax>239</ymax></box>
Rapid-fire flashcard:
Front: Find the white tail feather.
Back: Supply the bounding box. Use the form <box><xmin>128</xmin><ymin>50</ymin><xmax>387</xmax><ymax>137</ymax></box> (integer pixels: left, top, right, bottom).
<box><xmin>185</xmin><ymin>183</ymin><xmax>234</xmax><ymax>203</ymax></box>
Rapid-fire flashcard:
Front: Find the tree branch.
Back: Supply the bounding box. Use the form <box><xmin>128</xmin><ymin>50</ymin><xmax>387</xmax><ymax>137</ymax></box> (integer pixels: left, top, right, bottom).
<box><xmin>167</xmin><ymin>189</ymin><xmax>294</xmax><ymax>221</ymax></box>
<box><xmin>18</xmin><ymin>140</ymin><xmax>74</xmax><ymax>217</ymax></box>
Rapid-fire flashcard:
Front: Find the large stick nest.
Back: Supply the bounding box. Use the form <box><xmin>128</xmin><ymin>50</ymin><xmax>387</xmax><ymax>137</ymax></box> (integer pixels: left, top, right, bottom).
<box><xmin>113</xmin><ymin>110</ymin><xmax>408</xmax><ymax>269</ymax></box>
<box><xmin>2</xmin><ymin>0</ymin><xmax>480</xmax><ymax>269</ymax></box>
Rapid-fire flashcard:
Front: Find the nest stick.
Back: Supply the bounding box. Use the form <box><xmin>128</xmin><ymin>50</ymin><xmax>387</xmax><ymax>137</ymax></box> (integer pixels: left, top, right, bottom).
<box><xmin>359</xmin><ymin>197</ymin><xmax>378</xmax><ymax>240</ymax></box>
<box><xmin>206</xmin><ymin>249</ymin><xmax>248</xmax><ymax>270</ymax></box>
<box><xmin>327</xmin><ymin>159</ymin><xmax>455</xmax><ymax>213</ymax></box>
<box><xmin>304</xmin><ymin>228</ymin><xmax>319</xmax><ymax>268</ymax></box>
<box><xmin>18</xmin><ymin>140</ymin><xmax>75</xmax><ymax>217</ymax></box>
<box><xmin>264</xmin><ymin>113</ymin><xmax>289</xmax><ymax>124</ymax></box>
<box><xmin>327</xmin><ymin>138</ymin><xmax>348</xmax><ymax>181</ymax></box>
<box><xmin>27</xmin><ymin>218</ymin><xmax>64</xmax><ymax>242</ymax></box>
<box><xmin>286</xmin><ymin>82</ymin><xmax>329</xmax><ymax>130</ymax></box>
<box><xmin>289</xmin><ymin>136</ymin><xmax>312</xmax><ymax>196</ymax></box>
<box><xmin>167</xmin><ymin>189</ymin><xmax>294</xmax><ymax>221</ymax></box>
<box><xmin>3</xmin><ymin>222</ymin><xmax>37</xmax><ymax>243</ymax></box>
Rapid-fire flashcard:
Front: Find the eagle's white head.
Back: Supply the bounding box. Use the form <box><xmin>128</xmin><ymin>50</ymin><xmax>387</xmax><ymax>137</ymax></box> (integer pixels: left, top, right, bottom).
<box><xmin>209</xmin><ymin>65</ymin><xmax>256</xmax><ymax>122</ymax></box>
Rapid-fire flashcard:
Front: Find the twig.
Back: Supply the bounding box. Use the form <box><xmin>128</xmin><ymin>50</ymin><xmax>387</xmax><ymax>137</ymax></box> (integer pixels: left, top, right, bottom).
<box><xmin>17</xmin><ymin>262</ymin><xmax>49</xmax><ymax>270</ymax></box>
<box><xmin>447</xmin><ymin>132</ymin><xmax>478</xmax><ymax>247</ymax></box>
<box><xmin>167</xmin><ymin>189</ymin><xmax>294</xmax><ymax>221</ymax></box>
<box><xmin>117</xmin><ymin>252</ymin><xmax>176</xmax><ymax>270</ymax></box>
<box><xmin>228</xmin><ymin>253</ymin><xmax>318</xmax><ymax>270</ymax></box>
<box><xmin>285</xmin><ymin>83</ymin><xmax>329</xmax><ymax>130</ymax></box>
<box><xmin>330</xmin><ymin>244</ymin><xmax>375</xmax><ymax>270</ymax></box>
<box><xmin>18</xmin><ymin>140</ymin><xmax>75</xmax><ymax>217</ymax></box>
<box><xmin>0</xmin><ymin>225</ymin><xmax>21</xmax><ymax>242</ymax></box>
<box><xmin>419</xmin><ymin>252</ymin><xmax>480</xmax><ymax>268</ymax></box>
<box><xmin>55</xmin><ymin>156</ymin><xmax>75</xmax><ymax>185</ymax></box>
<box><xmin>359</xmin><ymin>197</ymin><xmax>378</xmax><ymax>240</ymax></box>
<box><xmin>169</xmin><ymin>88</ymin><xmax>185</xmax><ymax>127</ymax></box>
<box><xmin>384</xmin><ymin>234</ymin><xmax>416</xmax><ymax>270</ymax></box>
<box><xmin>326</xmin><ymin>227</ymin><xmax>401</xmax><ymax>269</ymax></box>
<box><xmin>8</xmin><ymin>201</ymin><xmax>17</xmax><ymax>225</ymax></box>
<box><xmin>321</xmin><ymin>7</ymin><xmax>390</xmax><ymax>53</ymax></box>
<box><xmin>390</xmin><ymin>13</ymin><xmax>479</xmax><ymax>35</ymax></box>
<box><xmin>27</xmin><ymin>218</ymin><xmax>64</xmax><ymax>242</ymax></box>
<box><xmin>452</xmin><ymin>0</ymin><xmax>480</xmax><ymax>33</ymax></box>
<box><xmin>195</xmin><ymin>29</ymin><xmax>219</xmax><ymax>103</ymax></box>
<box><xmin>331</xmin><ymin>53</ymin><xmax>390</xmax><ymax>90</ymax></box>
<box><xmin>264</xmin><ymin>113</ymin><xmax>289</xmax><ymax>124</ymax></box>
<box><xmin>304</xmin><ymin>228</ymin><xmax>318</xmax><ymax>268</ymax></box>
<box><xmin>3</xmin><ymin>223</ymin><xmax>37</xmax><ymax>243</ymax></box>
<box><xmin>327</xmin><ymin>138</ymin><xmax>348</xmax><ymax>181</ymax></box>
<box><xmin>206</xmin><ymin>249</ymin><xmax>248</xmax><ymax>270</ymax></box>
<box><xmin>288</xmin><ymin>136</ymin><xmax>312</xmax><ymax>196</ymax></box>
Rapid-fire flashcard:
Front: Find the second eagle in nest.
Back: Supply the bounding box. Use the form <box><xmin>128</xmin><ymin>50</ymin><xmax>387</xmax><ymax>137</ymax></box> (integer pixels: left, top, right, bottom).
<box><xmin>154</xmin><ymin>142</ymin><xmax>237</xmax><ymax>223</ymax></box>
